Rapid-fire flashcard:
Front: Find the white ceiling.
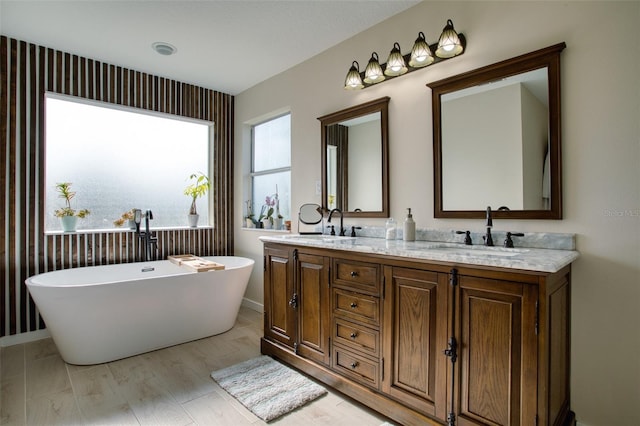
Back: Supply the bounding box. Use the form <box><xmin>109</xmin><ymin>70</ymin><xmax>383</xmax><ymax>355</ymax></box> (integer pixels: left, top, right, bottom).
<box><xmin>1</xmin><ymin>0</ymin><xmax>420</xmax><ymax>95</ymax></box>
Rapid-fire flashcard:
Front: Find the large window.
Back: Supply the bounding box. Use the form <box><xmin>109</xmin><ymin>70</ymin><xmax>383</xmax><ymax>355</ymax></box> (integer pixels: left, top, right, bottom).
<box><xmin>45</xmin><ymin>93</ymin><xmax>211</xmax><ymax>231</ymax></box>
<box><xmin>250</xmin><ymin>114</ymin><xmax>291</xmax><ymax>228</ymax></box>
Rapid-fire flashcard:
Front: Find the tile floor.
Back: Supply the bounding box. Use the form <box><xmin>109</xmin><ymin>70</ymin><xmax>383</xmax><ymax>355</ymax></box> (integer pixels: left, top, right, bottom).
<box><xmin>1</xmin><ymin>307</ymin><xmax>390</xmax><ymax>425</ymax></box>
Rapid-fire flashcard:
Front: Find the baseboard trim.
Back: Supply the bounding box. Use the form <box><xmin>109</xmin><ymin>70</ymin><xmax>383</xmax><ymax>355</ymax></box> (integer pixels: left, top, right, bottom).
<box><xmin>0</xmin><ymin>328</ymin><xmax>51</xmax><ymax>347</ymax></box>
<box><xmin>241</xmin><ymin>297</ymin><xmax>263</xmax><ymax>313</ymax></box>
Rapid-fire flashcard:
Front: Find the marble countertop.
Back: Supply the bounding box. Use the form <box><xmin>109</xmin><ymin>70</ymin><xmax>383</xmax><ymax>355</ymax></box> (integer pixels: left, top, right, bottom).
<box><xmin>259</xmin><ymin>234</ymin><xmax>579</xmax><ymax>273</ymax></box>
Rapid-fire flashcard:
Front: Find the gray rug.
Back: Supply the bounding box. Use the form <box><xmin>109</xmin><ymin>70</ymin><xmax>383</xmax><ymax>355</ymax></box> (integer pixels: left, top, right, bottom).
<box><xmin>211</xmin><ymin>355</ymin><xmax>327</xmax><ymax>422</ymax></box>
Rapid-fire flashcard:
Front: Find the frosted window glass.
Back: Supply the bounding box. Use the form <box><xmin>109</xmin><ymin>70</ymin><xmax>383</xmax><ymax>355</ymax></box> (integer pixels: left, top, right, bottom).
<box><xmin>253</xmin><ymin>114</ymin><xmax>291</xmax><ymax>172</ymax></box>
<box><xmin>253</xmin><ymin>171</ymin><xmax>291</xmax><ymax>221</ymax></box>
<box><xmin>250</xmin><ymin>113</ymin><xmax>291</xmax><ymax>224</ymax></box>
<box><xmin>45</xmin><ymin>94</ymin><xmax>211</xmax><ymax>231</ymax></box>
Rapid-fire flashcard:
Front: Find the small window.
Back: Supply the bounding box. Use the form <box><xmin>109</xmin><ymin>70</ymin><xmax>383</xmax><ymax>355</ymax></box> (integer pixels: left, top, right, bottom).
<box><xmin>249</xmin><ymin>114</ymin><xmax>291</xmax><ymax>228</ymax></box>
<box><xmin>45</xmin><ymin>93</ymin><xmax>211</xmax><ymax>231</ymax></box>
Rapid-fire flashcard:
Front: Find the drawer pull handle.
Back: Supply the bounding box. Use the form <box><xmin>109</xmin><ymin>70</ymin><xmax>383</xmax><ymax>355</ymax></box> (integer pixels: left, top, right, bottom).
<box><xmin>350</xmin><ymin>332</ymin><xmax>358</xmax><ymax>339</ymax></box>
<box><xmin>350</xmin><ymin>362</ymin><xmax>359</xmax><ymax>369</ymax></box>
<box><xmin>350</xmin><ymin>271</ymin><xmax>358</xmax><ymax>277</ymax></box>
<box><xmin>350</xmin><ymin>302</ymin><xmax>358</xmax><ymax>309</ymax></box>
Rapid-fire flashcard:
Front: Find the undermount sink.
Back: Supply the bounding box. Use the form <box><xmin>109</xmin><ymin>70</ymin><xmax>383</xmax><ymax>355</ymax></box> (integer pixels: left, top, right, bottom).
<box><xmin>284</xmin><ymin>234</ymin><xmax>356</xmax><ymax>244</ymax></box>
<box><xmin>426</xmin><ymin>245</ymin><xmax>529</xmax><ymax>257</ymax></box>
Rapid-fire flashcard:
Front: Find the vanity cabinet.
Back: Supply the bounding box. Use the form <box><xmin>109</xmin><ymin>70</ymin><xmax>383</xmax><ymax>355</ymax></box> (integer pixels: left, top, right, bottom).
<box><xmin>263</xmin><ymin>246</ymin><xmax>296</xmax><ymax>349</ymax></box>
<box><xmin>381</xmin><ymin>267</ymin><xmax>449</xmax><ymax>421</ymax></box>
<box><xmin>263</xmin><ymin>246</ymin><xmax>331</xmax><ymax>365</ymax></box>
<box><xmin>261</xmin><ymin>242</ymin><xmax>574</xmax><ymax>426</ymax></box>
<box><xmin>331</xmin><ymin>258</ymin><xmax>382</xmax><ymax>390</ymax></box>
<box><xmin>454</xmin><ymin>275</ymin><xmax>538</xmax><ymax>425</ymax></box>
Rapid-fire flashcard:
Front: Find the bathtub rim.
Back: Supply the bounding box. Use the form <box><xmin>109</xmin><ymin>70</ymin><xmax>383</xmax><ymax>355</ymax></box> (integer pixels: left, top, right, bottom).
<box><xmin>25</xmin><ymin>255</ymin><xmax>255</xmax><ymax>288</ymax></box>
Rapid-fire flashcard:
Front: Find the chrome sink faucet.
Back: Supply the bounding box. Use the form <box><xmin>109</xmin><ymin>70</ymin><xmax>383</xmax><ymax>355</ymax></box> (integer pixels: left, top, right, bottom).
<box><xmin>483</xmin><ymin>206</ymin><xmax>494</xmax><ymax>246</ymax></box>
<box><xmin>327</xmin><ymin>208</ymin><xmax>345</xmax><ymax>236</ymax></box>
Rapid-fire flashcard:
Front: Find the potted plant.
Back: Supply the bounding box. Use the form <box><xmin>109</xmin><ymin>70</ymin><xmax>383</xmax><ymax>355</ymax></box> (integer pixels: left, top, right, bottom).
<box><xmin>113</xmin><ymin>209</ymin><xmax>137</xmax><ymax>229</ymax></box>
<box><xmin>258</xmin><ymin>195</ymin><xmax>276</xmax><ymax>229</ymax></box>
<box><xmin>183</xmin><ymin>172</ymin><xmax>210</xmax><ymax>227</ymax></box>
<box><xmin>244</xmin><ymin>200</ymin><xmax>256</xmax><ymax>228</ymax></box>
<box><xmin>53</xmin><ymin>182</ymin><xmax>90</xmax><ymax>232</ymax></box>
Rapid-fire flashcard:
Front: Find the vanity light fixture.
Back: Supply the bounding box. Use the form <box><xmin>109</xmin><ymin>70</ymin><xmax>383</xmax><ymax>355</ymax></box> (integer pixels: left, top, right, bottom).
<box><xmin>409</xmin><ymin>31</ymin><xmax>434</xmax><ymax>67</ymax></box>
<box><xmin>384</xmin><ymin>42</ymin><xmax>408</xmax><ymax>76</ymax></box>
<box><xmin>364</xmin><ymin>52</ymin><xmax>385</xmax><ymax>84</ymax></box>
<box><xmin>343</xmin><ymin>18</ymin><xmax>465</xmax><ymax>90</ymax></box>
<box><xmin>344</xmin><ymin>61</ymin><xmax>364</xmax><ymax>90</ymax></box>
<box><xmin>435</xmin><ymin>19</ymin><xmax>463</xmax><ymax>58</ymax></box>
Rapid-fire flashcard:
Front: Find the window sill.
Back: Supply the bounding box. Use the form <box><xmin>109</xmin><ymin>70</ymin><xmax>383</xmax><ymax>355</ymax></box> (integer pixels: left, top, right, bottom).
<box><xmin>241</xmin><ymin>227</ymin><xmax>290</xmax><ymax>234</ymax></box>
<box><xmin>45</xmin><ymin>225</ymin><xmax>214</xmax><ymax>235</ymax></box>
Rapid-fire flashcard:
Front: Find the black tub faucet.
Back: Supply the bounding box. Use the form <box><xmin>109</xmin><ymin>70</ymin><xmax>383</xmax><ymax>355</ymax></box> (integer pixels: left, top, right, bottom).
<box><xmin>483</xmin><ymin>206</ymin><xmax>494</xmax><ymax>246</ymax></box>
<box><xmin>134</xmin><ymin>209</ymin><xmax>158</xmax><ymax>261</ymax></box>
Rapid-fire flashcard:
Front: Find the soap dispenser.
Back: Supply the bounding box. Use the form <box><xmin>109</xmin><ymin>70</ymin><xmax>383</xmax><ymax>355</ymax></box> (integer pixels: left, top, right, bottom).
<box><xmin>403</xmin><ymin>208</ymin><xmax>415</xmax><ymax>242</ymax></box>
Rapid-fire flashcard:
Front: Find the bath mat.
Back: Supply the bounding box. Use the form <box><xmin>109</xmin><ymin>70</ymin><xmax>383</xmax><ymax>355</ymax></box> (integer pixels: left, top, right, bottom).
<box><xmin>211</xmin><ymin>355</ymin><xmax>327</xmax><ymax>422</ymax></box>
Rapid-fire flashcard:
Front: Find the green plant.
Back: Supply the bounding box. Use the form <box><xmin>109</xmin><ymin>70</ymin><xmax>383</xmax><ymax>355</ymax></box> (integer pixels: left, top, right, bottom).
<box><xmin>113</xmin><ymin>208</ymin><xmax>136</xmax><ymax>227</ymax></box>
<box><xmin>183</xmin><ymin>172</ymin><xmax>210</xmax><ymax>215</ymax></box>
<box><xmin>53</xmin><ymin>182</ymin><xmax>90</xmax><ymax>218</ymax></box>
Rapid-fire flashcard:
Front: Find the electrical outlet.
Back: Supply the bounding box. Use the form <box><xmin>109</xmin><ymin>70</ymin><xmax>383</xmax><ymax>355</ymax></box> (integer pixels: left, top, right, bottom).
<box><xmin>315</xmin><ymin>180</ymin><xmax>322</xmax><ymax>195</ymax></box>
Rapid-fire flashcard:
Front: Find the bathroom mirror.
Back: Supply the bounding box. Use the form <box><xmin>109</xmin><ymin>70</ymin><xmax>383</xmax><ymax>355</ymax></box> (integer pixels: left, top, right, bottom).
<box><xmin>318</xmin><ymin>97</ymin><xmax>389</xmax><ymax>218</ymax></box>
<box><xmin>428</xmin><ymin>43</ymin><xmax>565</xmax><ymax>219</ymax></box>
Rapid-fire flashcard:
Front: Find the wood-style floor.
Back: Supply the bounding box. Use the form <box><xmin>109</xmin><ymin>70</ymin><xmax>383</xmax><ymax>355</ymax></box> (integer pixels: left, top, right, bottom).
<box><xmin>0</xmin><ymin>307</ymin><xmax>390</xmax><ymax>425</ymax></box>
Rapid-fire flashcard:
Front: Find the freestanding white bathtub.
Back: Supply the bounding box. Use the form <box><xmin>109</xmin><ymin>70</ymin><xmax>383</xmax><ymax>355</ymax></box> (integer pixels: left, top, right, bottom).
<box><xmin>26</xmin><ymin>256</ymin><xmax>254</xmax><ymax>365</ymax></box>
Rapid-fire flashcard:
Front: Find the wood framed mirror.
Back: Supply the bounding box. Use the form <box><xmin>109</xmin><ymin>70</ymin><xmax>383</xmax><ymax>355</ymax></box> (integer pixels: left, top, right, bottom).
<box><xmin>318</xmin><ymin>97</ymin><xmax>389</xmax><ymax>218</ymax></box>
<box><xmin>428</xmin><ymin>43</ymin><xmax>566</xmax><ymax>219</ymax></box>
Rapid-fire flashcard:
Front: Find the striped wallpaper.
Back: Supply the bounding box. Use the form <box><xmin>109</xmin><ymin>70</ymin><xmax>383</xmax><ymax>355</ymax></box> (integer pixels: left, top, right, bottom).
<box><xmin>0</xmin><ymin>36</ymin><xmax>234</xmax><ymax>338</ymax></box>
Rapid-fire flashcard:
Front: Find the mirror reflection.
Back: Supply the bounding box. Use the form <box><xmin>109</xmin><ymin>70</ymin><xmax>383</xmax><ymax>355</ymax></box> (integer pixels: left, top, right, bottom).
<box><xmin>441</xmin><ymin>68</ymin><xmax>550</xmax><ymax>211</ymax></box>
<box><xmin>428</xmin><ymin>43</ymin><xmax>565</xmax><ymax>219</ymax></box>
<box><xmin>319</xmin><ymin>97</ymin><xmax>389</xmax><ymax>218</ymax></box>
<box><xmin>326</xmin><ymin>112</ymin><xmax>382</xmax><ymax>211</ymax></box>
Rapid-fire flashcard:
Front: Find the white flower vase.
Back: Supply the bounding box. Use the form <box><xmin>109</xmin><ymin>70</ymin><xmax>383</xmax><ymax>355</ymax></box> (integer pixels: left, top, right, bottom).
<box><xmin>262</xmin><ymin>218</ymin><xmax>272</xmax><ymax>229</ymax></box>
<box><xmin>188</xmin><ymin>214</ymin><xmax>199</xmax><ymax>228</ymax></box>
<box><xmin>273</xmin><ymin>217</ymin><xmax>283</xmax><ymax>230</ymax></box>
<box><xmin>245</xmin><ymin>218</ymin><xmax>255</xmax><ymax>228</ymax></box>
<box><xmin>61</xmin><ymin>216</ymin><xmax>78</xmax><ymax>232</ymax></box>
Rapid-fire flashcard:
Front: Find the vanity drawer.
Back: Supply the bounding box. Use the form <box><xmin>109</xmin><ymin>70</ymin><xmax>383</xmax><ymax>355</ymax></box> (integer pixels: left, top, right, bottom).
<box><xmin>333</xmin><ymin>259</ymin><xmax>379</xmax><ymax>294</ymax></box>
<box><xmin>332</xmin><ymin>346</ymin><xmax>379</xmax><ymax>390</ymax></box>
<box><xmin>334</xmin><ymin>317</ymin><xmax>379</xmax><ymax>357</ymax></box>
<box><xmin>333</xmin><ymin>288</ymin><xmax>380</xmax><ymax>326</ymax></box>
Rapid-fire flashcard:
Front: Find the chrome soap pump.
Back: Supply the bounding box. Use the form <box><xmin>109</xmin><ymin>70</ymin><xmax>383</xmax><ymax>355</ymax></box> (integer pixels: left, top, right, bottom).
<box><xmin>403</xmin><ymin>208</ymin><xmax>415</xmax><ymax>242</ymax></box>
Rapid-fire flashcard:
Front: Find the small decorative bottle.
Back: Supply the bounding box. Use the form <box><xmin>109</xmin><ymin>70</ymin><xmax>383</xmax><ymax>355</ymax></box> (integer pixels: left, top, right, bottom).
<box><xmin>403</xmin><ymin>208</ymin><xmax>415</xmax><ymax>242</ymax></box>
<box><xmin>385</xmin><ymin>217</ymin><xmax>397</xmax><ymax>240</ymax></box>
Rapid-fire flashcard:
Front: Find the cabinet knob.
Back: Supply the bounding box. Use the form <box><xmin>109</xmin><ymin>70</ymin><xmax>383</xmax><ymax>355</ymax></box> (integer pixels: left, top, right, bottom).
<box><xmin>350</xmin><ymin>362</ymin><xmax>359</xmax><ymax>369</ymax></box>
<box><xmin>350</xmin><ymin>302</ymin><xmax>358</xmax><ymax>309</ymax></box>
<box><xmin>350</xmin><ymin>332</ymin><xmax>358</xmax><ymax>339</ymax></box>
<box><xmin>350</xmin><ymin>271</ymin><xmax>358</xmax><ymax>277</ymax></box>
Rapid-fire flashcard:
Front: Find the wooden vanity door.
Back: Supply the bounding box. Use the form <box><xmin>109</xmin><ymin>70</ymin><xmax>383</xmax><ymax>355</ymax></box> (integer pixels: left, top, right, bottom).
<box><xmin>455</xmin><ymin>275</ymin><xmax>538</xmax><ymax>426</ymax></box>
<box><xmin>263</xmin><ymin>246</ymin><xmax>296</xmax><ymax>349</ymax></box>
<box><xmin>382</xmin><ymin>267</ymin><xmax>449</xmax><ymax>421</ymax></box>
<box><xmin>296</xmin><ymin>252</ymin><xmax>331</xmax><ymax>365</ymax></box>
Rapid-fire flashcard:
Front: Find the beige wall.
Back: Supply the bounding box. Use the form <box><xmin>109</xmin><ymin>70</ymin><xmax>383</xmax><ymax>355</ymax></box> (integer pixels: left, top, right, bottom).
<box><xmin>234</xmin><ymin>2</ymin><xmax>640</xmax><ymax>425</ymax></box>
